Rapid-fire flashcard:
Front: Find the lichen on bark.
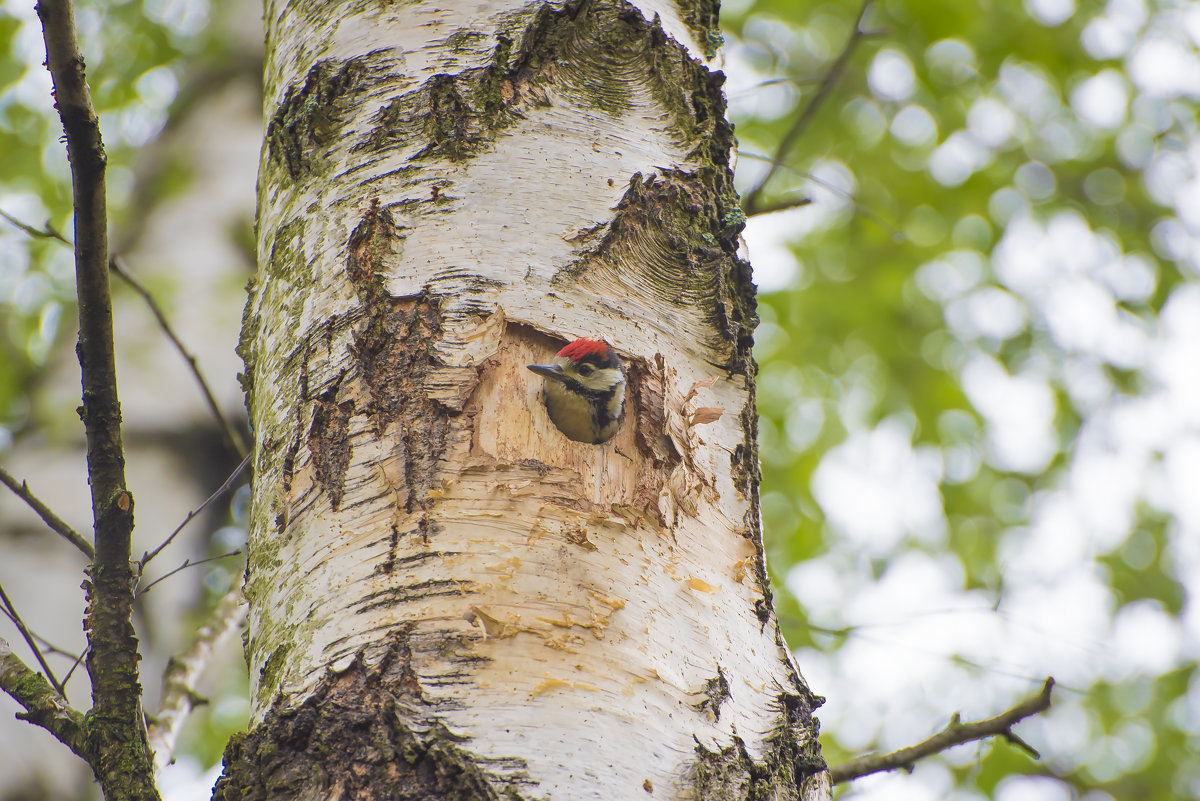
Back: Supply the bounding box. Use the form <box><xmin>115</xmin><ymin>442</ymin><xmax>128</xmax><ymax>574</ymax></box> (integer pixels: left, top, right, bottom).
<box><xmin>689</xmin><ymin>689</ymin><xmax>827</xmax><ymax>801</ymax></box>
<box><xmin>267</xmin><ymin>56</ymin><xmax>373</xmax><ymax>179</ymax></box>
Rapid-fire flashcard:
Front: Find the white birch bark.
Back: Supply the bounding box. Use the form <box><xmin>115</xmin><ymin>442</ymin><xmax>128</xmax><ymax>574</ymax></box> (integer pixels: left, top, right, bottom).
<box><xmin>221</xmin><ymin>1</ymin><xmax>829</xmax><ymax>798</ymax></box>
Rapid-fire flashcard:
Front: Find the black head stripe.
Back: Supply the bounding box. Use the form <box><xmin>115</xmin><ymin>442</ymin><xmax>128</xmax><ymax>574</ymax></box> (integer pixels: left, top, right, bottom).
<box><xmin>574</xmin><ymin>350</ymin><xmax>620</xmax><ymax>370</ymax></box>
<box><xmin>561</xmin><ymin>376</ymin><xmax>616</xmax><ymax>400</ymax></box>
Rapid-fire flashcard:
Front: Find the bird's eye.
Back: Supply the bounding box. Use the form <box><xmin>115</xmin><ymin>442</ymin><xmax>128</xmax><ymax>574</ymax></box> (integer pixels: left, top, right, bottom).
<box><xmin>576</xmin><ymin>364</ymin><xmax>594</xmax><ymax>376</ymax></box>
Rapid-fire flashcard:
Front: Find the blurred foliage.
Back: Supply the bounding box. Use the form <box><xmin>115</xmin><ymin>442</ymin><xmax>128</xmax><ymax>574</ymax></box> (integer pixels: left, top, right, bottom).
<box><xmin>0</xmin><ymin>0</ymin><xmax>245</xmax><ymax>440</ymax></box>
<box><xmin>0</xmin><ymin>0</ymin><xmax>255</xmax><ymax>782</ymax></box>
<box><xmin>727</xmin><ymin>0</ymin><xmax>1200</xmax><ymax>798</ymax></box>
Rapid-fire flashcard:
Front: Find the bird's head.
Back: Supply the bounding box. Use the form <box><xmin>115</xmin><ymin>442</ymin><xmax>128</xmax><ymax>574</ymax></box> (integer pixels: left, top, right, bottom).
<box><xmin>527</xmin><ymin>338</ymin><xmax>626</xmax><ymax>443</ymax></box>
<box><xmin>527</xmin><ymin>338</ymin><xmax>625</xmax><ymax>393</ymax></box>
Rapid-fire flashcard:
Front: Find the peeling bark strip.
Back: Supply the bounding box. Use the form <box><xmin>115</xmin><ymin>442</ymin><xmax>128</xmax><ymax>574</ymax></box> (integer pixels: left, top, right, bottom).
<box><xmin>240</xmin><ymin>0</ymin><xmax>828</xmax><ymax>797</ymax></box>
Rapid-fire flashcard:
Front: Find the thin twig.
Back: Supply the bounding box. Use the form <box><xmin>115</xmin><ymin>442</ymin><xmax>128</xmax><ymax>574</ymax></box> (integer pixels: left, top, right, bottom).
<box><xmin>0</xmin><ymin>637</ymin><xmax>88</xmax><ymax>761</ymax></box>
<box><xmin>0</xmin><ymin>606</ymin><xmax>77</xmax><ymax>660</ymax></box>
<box><xmin>742</xmin><ymin>0</ymin><xmax>876</xmax><ymax>216</ymax></box>
<box><xmin>148</xmin><ymin>585</ymin><xmax>248</xmax><ymax>774</ymax></box>
<box><xmin>0</xmin><ymin>209</ymin><xmax>249</xmax><ymax>461</ymax></box>
<box><xmin>0</xmin><ymin>208</ymin><xmax>71</xmax><ymax>243</ymax></box>
<box><xmin>729</xmin><ymin>75</ymin><xmax>826</xmax><ymax>96</ymax></box>
<box><xmin>744</xmin><ymin>195</ymin><xmax>814</xmax><ymax>217</ymax></box>
<box><xmin>0</xmin><ymin>581</ymin><xmax>63</xmax><ymax>695</ymax></box>
<box><xmin>739</xmin><ymin>150</ymin><xmax>905</xmax><ymax>238</ymax></box>
<box><xmin>137</xmin><ymin>550</ymin><xmax>243</xmax><ymax>597</ymax></box>
<box><xmin>829</xmin><ymin>677</ymin><xmax>1055</xmax><ymax>784</ymax></box>
<box><xmin>110</xmin><ymin>255</ymin><xmax>249</xmax><ymax>459</ymax></box>
<box><xmin>0</xmin><ymin>465</ymin><xmax>95</xmax><ymax>559</ymax></box>
<box><xmin>139</xmin><ymin>452</ymin><xmax>251</xmax><ymax>570</ymax></box>
<box><xmin>62</xmin><ymin>646</ymin><xmax>88</xmax><ymax>687</ymax></box>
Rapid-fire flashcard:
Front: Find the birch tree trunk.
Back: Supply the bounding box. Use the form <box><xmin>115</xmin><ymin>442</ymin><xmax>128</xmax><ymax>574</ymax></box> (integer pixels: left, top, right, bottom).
<box><xmin>216</xmin><ymin>1</ymin><xmax>829</xmax><ymax>798</ymax></box>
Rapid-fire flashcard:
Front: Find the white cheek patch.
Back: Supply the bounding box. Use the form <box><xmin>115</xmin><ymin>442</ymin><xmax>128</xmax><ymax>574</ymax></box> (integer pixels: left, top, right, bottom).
<box><xmin>579</xmin><ymin>373</ymin><xmax>622</xmax><ymax>392</ymax></box>
<box><xmin>611</xmin><ymin>382</ymin><xmax>626</xmax><ymax>409</ymax></box>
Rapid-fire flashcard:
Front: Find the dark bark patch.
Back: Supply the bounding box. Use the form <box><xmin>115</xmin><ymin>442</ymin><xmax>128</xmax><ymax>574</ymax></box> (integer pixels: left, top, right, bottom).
<box><xmin>344</xmin><ymin>204</ymin><xmax>471</xmax><ymax>517</ymax></box>
<box><xmin>417</xmin><ymin>513</ymin><xmax>435</xmax><ymax>544</ymax></box>
<box><xmin>422</xmin><ymin>74</ymin><xmax>481</xmax><ymax>161</ymax></box>
<box><xmin>380</xmin><ymin>523</ymin><xmax>401</xmax><ymax>574</ymax></box>
<box><xmin>352</xmin><ymin>295</ymin><xmax>450</xmax><ymax>507</ymax></box>
<box><xmin>356</xmin><ymin>0</ymin><xmax>721</xmax><ymax>164</ymax></box>
<box><xmin>693</xmin><ymin>665</ymin><xmax>731</xmax><ymax>721</ymax></box>
<box><xmin>307</xmin><ymin>388</ymin><xmax>355</xmax><ymax>511</ymax></box>
<box><xmin>512</xmin><ymin>1</ymin><xmax>725</xmax><ymax>145</ymax></box>
<box><xmin>267</xmin><ymin>56</ymin><xmax>373</xmax><ymax>180</ymax></box>
<box><xmin>353</xmin><ymin>4</ymin><xmax>568</xmax><ymax>161</ymax></box>
<box><xmin>214</xmin><ymin>629</ymin><xmax>520</xmax><ymax>801</ymax></box>
<box><xmin>280</xmin><ymin>438</ymin><xmax>298</xmax><ymax>496</ymax></box>
<box><xmin>346</xmin><ymin>198</ymin><xmax>400</xmax><ymax>293</ymax></box>
<box><xmin>688</xmin><ymin>687</ymin><xmax>826</xmax><ymax>800</ymax></box>
<box><xmin>676</xmin><ymin>0</ymin><xmax>724</xmax><ymax>58</ymax></box>
<box><xmin>555</xmin><ymin>172</ymin><xmax>722</xmax><ymax>303</ymax></box>
<box><xmin>357</xmin><ymin>19</ymin><xmax>544</xmax><ymax>161</ymax></box>
<box><xmin>754</xmin><ymin>596</ymin><xmax>772</xmax><ymax>629</ymax></box>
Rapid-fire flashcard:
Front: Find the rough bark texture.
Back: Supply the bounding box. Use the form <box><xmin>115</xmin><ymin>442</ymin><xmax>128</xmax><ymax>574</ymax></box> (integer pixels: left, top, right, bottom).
<box><xmin>222</xmin><ymin>1</ymin><xmax>828</xmax><ymax>798</ymax></box>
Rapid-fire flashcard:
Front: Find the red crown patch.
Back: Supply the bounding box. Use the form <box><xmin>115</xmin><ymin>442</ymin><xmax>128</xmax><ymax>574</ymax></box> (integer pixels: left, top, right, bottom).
<box><xmin>557</xmin><ymin>338</ymin><xmax>609</xmax><ymax>361</ymax></box>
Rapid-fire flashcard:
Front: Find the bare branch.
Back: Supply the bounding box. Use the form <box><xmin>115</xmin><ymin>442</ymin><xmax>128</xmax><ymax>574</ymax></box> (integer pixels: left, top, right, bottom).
<box><xmin>137</xmin><ymin>550</ymin><xmax>243</xmax><ymax>597</ymax></box>
<box><xmin>0</xmin><ymin>637</ymin><xmax>89</xmax><ymax>761</ymax></box>
<box><xmin>829</xmin><ymin>677</ymin><xmax>1055</xmax><ymax>784</ymax></box>
<box><xmin>742</xmin><ymin>0</ymin><xmax>876</xmax><ymax>216</ymax></box>
<box><xmin>149</xmin><ymin>586</ymin><xmax>248</xmax><ymax>774</ymax></box>
<box><xmin>0</xmin><ymin>581</ymin><xmax>63</xmax><ymax>695</ymax></box>
<box><xmin>139</xmin><ymin>452</ymin><xmax>251</xmax><ymax>570</ymax></box>
<box><xmin>0</xmin><ymin>465</ymin><xmax>95</xmax><ymax>559</ymax></box>
<box><xmin>37</xmin><ymin>0</ymin><xmax>159</xmax><ymax>794</ymax></box>
<box><xmin>110</xmin><ymin>256</ymin><xmax>249</xmax><ymax>459</ymax></box>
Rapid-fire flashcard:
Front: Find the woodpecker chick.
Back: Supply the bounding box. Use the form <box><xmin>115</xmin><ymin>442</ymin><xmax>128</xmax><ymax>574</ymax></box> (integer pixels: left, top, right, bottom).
<box><xmin>527</xmin><ymin>338</ymin><xmax>626</xmax><ymax>444</ymax></box>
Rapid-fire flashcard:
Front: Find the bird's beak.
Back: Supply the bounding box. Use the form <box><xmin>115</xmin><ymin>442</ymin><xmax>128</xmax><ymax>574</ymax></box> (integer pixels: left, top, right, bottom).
<box><xmin>527</xmin><ymin>363</ymin><xmax>566</xmax><ymax>381</ymax></box>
